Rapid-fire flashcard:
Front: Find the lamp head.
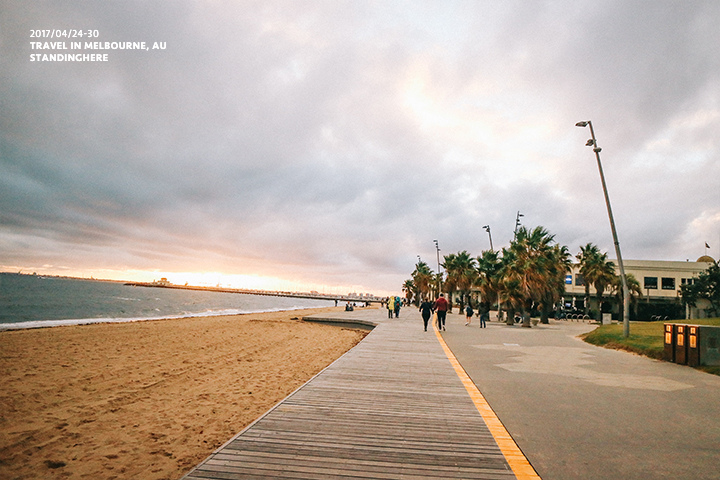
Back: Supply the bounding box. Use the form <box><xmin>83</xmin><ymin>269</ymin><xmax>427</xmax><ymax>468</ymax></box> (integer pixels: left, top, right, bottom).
<box><xmin>576</xmin><ymin>121</ymin><xmax>589</xmax><ymax>127</ymax></box>
<box><xmin>586</xmin><ymin>139</ymin><xmax>595</xmax><ymax>146</ymax></box>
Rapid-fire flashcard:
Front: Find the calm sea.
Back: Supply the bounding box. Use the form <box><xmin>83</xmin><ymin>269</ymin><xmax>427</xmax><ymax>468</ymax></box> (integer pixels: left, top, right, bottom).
<box><xmin>0</xmin><ymin>273</ymin><xmax>335</xmax><ymax>330</ymax></box>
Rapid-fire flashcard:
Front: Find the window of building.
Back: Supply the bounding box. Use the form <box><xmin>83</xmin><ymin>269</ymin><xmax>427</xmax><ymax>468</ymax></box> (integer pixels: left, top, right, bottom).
<box><xmin>661</xmin><ymin>277</ymin><xmax>676</xmax><ymax>290</ymax></box>
<box><xmin>644</xmin><ymin>276</ymin><xmax>658</xmax><ymax>289</ymax></box>
<box><xmin>681</xmin><ymin>278</ymin><xmax>696</xmax><ymax>286</ymax></box>
<box><xmin>575</xmin><ymin>274</ymin><xmax>585</xmax><ymax>286</ymax></box>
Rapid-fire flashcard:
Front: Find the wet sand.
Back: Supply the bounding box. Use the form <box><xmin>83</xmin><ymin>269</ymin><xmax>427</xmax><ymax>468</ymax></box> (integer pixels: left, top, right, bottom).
<box><xmin>0</xmin><ymin>306</ymin><xmax>369</xmax><ymax>479</ymax></box>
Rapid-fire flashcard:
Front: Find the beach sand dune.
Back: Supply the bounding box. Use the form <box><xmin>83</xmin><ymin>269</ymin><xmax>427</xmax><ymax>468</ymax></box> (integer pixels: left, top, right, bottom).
<box><xmin>0</xmin><ymin>306</ymin><xmax>368</xmax><ymax>479</ymax></box>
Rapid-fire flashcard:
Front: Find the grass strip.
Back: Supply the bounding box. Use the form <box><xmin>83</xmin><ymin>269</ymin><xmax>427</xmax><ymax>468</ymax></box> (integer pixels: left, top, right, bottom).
<box><xmin>581</xmin><ymin>318</ymin><xmax>720</xmax><ymax>376</ymax></box>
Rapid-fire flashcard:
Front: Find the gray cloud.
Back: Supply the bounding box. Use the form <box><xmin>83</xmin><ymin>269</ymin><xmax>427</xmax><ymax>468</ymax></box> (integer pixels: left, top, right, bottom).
<box><xmin>2</xmin><ymin>0</ymin><xmax>719</xmax><ymax>293</ymax></box>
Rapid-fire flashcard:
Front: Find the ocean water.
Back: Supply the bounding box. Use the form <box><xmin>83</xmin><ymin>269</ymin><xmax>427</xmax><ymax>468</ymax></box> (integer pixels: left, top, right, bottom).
<box><xmin>0</xmin><ymin>273</ymin><xmax>335</xmax><ymax>330</ymax></box>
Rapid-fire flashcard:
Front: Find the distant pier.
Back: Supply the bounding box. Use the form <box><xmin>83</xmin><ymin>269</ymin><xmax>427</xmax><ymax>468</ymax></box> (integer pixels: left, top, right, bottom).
<box><xmin>123</xmin><ymin>281</ymin><xmax>383</xmax><ymax>304</ymax></box>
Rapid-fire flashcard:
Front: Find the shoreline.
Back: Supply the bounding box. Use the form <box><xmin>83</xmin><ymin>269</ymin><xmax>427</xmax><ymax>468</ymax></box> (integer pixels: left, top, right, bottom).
<box><xmin>0</xmin><ymin>304</ymin><xmax>340</xmax><ymax>332</ymax></box>
<box><xmin>0</xmin><ymin>306</ymin><xmax>370</xmax><ymax>479</ymax></box>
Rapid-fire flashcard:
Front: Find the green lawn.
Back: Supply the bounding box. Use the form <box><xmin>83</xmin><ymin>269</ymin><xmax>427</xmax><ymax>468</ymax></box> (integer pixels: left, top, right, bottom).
<box><xmin>581</xmin><ymin>318</ymin><xmax>720</xmax><ymax>376</ymax></box>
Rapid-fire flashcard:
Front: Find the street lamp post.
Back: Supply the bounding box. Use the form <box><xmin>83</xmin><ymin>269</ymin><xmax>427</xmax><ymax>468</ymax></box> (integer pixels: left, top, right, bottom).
<box><xmin>433</xmin><ymin>239</ymin><xmax>442</xmax><ymax>296</ymax></box>
<box><xmin>483</xmin><ymin>225</ymin><xmax>502</xmax><ymax>321</ymax></box>
<box><xmin>483</xmin><ymin>225</ymin><xmax>494</xmax><ymax>251</ymax></box>
<box><xmin>514</xmin><ymin>211</ymin><xmax>524</xmax><ymax>240</ymax></box>
<box><xmin>576</xmin><ymin>120</ymin><xmax>630</xmax><ymax>338</ymax></box>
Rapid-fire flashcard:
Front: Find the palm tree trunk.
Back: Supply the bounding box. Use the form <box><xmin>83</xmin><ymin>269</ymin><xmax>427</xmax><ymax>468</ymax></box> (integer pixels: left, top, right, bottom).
<box><xmin>522</xmin><ymin>311</ymin><xmax>532</xmax><ymax>328</ymax></box>
<box><xmin>540</xmin><ymin>303</ymin><xmax>550</xmax><ymax>324</ymax></box>
<box><xmin>506</xmin><ymin>307</ymin><xmax>515</xmax><ymax>325</ymax></box>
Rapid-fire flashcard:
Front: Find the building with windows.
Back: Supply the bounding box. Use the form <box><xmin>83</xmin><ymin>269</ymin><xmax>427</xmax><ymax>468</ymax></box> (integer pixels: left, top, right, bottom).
<box><xmin>563</xmin><ymin>257</ymin><xmax>715</xmax><ymax>319</ymax></box>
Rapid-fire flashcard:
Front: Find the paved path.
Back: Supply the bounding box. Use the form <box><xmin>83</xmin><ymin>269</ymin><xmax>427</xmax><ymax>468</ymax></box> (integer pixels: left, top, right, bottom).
<box><xmin>182</xmin><ymin>307</ymin><xmax>720</xmax><ymax>479</ymax></box>
<box><xmin>181</xmin><ymin>308</ymin><xmax>536</xmax><ymax>479</ymax></box>
<box><xmin>442</xmin><ymin>312</ymin><xmax>720</xmax><ymax>480</ymax></box>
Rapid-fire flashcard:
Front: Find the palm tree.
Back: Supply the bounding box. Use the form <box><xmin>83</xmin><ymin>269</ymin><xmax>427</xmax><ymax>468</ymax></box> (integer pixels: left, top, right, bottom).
<box><xmin>411</xmin><ymin>261</ymin><xmax>434</xmax><ymax>304</ymax></box>
<box><xmin>441</xmin><ymin>252</ymin><xmax>458</xmax><ymax>310</ymax></box>
<box><xmin>432</xmin><ymin>272</ymin><xmax>443</xmax><ymax>299</ymax></box>
<box><xmin>476</xmin><ymin>250</ymin><xmax>503</xmax><ymax>316</ymax></box>
<box><xmin>592</xmin><ymin>258</ymin><xmax>617</xmax><ymax>321</ymax></box>
<box><xmin>537</xmin><ymin>244</ymin><xmax>573</xmax><ymax>324</ymax></box>
<box><xmin>499</xmin><ymin>275</ymin><xmax>523</xmax><ymax>324</ymax></box>
<box><xmin>443</xmin><ymin>251</ymin><xmax>477</xmax><ymax>312</ymax></box>
<box><xmin>576</xmin><ymin>243</ymin><xmax>601</xmax><ymax>315</ymax></box>
<box><xmin>612</xmin><ymin>273</ymin><xmax>642</xmax><ymax>320</ymax></box>
<box><xmin>501</xmin><ymin>226</ymin><xmax>558</xmax><ymax>327</ymax></box>
<box><xmin>578</xmin><ymin>244</ymin><xmax>617</xmax><ymax>321</ymax></box>
<box><xmin>402</xmin><ymin>279</ymin><xmax>416</xmax><ymax>305</ymax></box>
<box><xmin>498</xmin><ymin>246</ymin><xmax>523</xmax><ymax>325</ymax></box>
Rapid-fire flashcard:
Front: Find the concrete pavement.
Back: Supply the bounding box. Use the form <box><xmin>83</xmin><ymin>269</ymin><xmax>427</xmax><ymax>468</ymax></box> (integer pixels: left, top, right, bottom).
<box><xmin>440</xmin><ymin>311</ymin><xmax>720</xmax><ymax>480</ymax></box>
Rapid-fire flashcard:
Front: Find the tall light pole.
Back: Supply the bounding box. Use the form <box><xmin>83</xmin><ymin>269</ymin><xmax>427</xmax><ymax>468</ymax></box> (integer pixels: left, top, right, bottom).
<box><xmin>484</xmin><ymin>224</ymin><xmax>501</xmax><ymax>320</ymax></box>
<box><xmin>483</xmin><ymin>225</ymin><xmax>494</xmax><ymax>251</ymax></box>
<box><xmin>576</xmin><ymin>120</ymin><xmax>630</xmax><ymax>338</ymax></box>
<box><xmin>514</xmin><ymin>211</ymin><xmax>524</xmax><ymax>239</ymax></box>
<box><xmin>433</xmin><ymin>239</ymin><xmax>442</xmax><ymax>296</ymax></box>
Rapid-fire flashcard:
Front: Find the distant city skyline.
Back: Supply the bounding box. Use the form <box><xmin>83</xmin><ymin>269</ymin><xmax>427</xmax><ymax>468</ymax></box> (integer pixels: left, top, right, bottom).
<box><xmin>2</xmin><ymin>1</ymin><xmax>719</xmax><ymax>296</ymax></box>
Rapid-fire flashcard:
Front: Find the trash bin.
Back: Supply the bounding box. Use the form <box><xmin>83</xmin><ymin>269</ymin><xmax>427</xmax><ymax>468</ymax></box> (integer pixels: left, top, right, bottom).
<box><xmin>663</xmin><ymin>323</ymin><xmax>674</xmax><ymax>362</ymax></box>
<box><xmin>674</xmin><ymin>324</ymin><xmax>687</xmax><ymax>365</ymax></box>
<box><xmin>697</xmin><ymin>326</ymin><xmax>720</xmax><ymax>366</ymax></box>
<box><xmin>687</xmin><ymin>325</ymin><xmax>700</xmax><ymax>367</ymax></box>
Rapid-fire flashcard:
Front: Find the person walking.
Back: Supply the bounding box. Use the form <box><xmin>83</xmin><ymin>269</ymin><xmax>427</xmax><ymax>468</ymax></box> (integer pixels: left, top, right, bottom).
<box><xmin>479</xmin><ymin>308</ymin><xmax>487</xmax><ymax>328</ymax></box>
<box><xmin>394</xmin><ymin>296</ymin><xmax>401</xmax><ymax>318</ymax></box>
<box><xmin>419</xmin><ymin>298</ymin><xmax>434</xmax><ymax>332</ymax></box>
<box><xmin>434</xmin><ymin>293</ymin><xmax>448</xmax><ymax>331</ymax></box>
<box><xmin>465</xmin><ymin>303</ymin><xmax>474</xmax><ymax>326</ymax></box>
<box><xmin>387</xmin><ymin>296</ymin><xmax>395</xmax><ymax>319</ymax></box>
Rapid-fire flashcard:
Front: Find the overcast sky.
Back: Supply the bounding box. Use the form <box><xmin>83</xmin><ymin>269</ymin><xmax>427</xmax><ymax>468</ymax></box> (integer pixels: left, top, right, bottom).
<box><xmin>2</xmin><ymin>0</ymin><xmax>719</xmax><ymax>295</ymax></box>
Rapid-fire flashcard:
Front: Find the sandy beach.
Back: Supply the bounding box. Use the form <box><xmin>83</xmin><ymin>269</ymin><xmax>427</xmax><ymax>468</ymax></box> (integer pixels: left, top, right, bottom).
<box><xmin>0</xmin><ymin>306</ymin><xmax>369</xmax><ymax>480</ymax></box>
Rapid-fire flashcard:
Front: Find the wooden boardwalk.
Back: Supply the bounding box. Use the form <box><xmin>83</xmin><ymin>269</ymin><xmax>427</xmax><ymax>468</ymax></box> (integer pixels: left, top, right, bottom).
<box><xmin>181</xmin><ymin>309</ymin><xmax>525</xmax><ymax>479</ymax></box>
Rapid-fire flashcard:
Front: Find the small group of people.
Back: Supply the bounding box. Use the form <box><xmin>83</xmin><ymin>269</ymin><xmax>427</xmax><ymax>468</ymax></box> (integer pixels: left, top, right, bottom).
<box><xmin>385</xmin><ymin>296</ymin><xmax>403</xmax><ymax>318</ymax></box>
<box><xmin>418</xmin><ymin>293</ymin><xmax>449</xmax><ymax>331</ymax></box>
<box><xmin>418</xmin><ymin>295</ymin><xmax>490</xmax><ymax>331</ymax></box>
<box><xmin>464</xmin><ymin>304</ymin><xmax>487</xmax><ymax>328</ymax></box>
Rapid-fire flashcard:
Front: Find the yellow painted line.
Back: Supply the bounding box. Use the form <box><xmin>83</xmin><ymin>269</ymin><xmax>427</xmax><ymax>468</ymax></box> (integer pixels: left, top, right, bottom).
<box><xmin>434</xmin><ymin>326</ymin><xmax>541</xmax><ymax>479</ymax></box>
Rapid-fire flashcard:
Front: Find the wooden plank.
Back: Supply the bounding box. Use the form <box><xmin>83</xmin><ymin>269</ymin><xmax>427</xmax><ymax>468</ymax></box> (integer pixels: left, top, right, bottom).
<box><xmin>180</xmin><ymin>311</ymin><xmax>520</xmax><ymax>479</ymax></box>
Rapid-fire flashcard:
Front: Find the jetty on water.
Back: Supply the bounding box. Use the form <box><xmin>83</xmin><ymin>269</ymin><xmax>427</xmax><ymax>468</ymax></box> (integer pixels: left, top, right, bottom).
<box><xmin>125</xmin><ymin>281</ymin><xmax>383</xmax><ymax>304</ymax></box>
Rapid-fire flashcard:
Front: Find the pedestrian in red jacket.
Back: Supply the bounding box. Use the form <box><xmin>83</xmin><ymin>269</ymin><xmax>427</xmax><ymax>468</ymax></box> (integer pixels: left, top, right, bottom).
<box><xmin>434</xmin><ymin>294</ymin><xmax>448</xmax><ymax>331</ymax></box>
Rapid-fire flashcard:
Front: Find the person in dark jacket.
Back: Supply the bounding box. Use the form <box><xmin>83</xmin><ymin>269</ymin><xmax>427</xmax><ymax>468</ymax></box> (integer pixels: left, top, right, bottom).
<box><xmin>419</xmin><ymin>298</ymin><xmax>434</xmax><ymax>331</ymax></box>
